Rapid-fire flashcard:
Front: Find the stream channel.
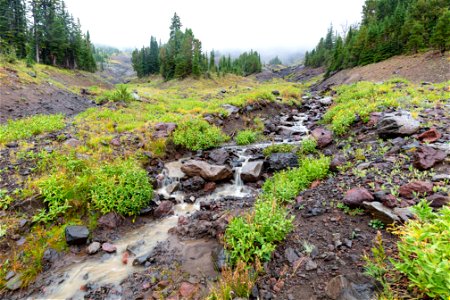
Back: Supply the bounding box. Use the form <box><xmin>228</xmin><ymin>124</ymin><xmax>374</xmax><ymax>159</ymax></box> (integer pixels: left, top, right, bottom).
<box><xmin>33</xmin><ymin>113</ymin><xmax>309</xmax><ymax>300</ymax></box>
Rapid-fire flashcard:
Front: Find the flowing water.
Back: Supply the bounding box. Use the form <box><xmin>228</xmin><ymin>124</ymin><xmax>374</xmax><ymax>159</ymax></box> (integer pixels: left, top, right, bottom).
<box><xmin>33</xmin><ymin>113</ymin><xmax>309</xmax><ymax>299</ymax></box>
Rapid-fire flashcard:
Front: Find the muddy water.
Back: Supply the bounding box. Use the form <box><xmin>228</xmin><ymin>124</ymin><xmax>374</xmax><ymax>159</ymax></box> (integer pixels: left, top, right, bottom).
<box><xmin>33</xmin><ymin>113</ymin><xmax>309</xmax><ymax>299</ymax></box>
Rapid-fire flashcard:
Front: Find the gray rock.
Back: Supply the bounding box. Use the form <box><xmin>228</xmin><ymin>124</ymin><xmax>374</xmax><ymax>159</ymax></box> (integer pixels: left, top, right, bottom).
<box><xmin>6</xmin><ymin>274</ymin><xmax>22</xmax><ymax>291</ymax></box>
<box><xmin>240</xmin><ymin>160</ymin><xmax>264</xmax><ymax>182</ymax></box>
<box><xmin>377</xmin><ymin>111</ymin><xmax>420</xmax><ymax>138</ymax></box>
<box><xmin>326</xmin><ymin>273</ymin><xmax>379</xmax><ymax>300</ymax></box>
<box><xmin>153</xmin><ymin>201</ymin><xmax>174</xmax><ymax>218</ymax></box>
<box><xmin>222</xmin><ymin>104</ymin><xmax>239</xmax><ymax>115</ymax></box>
<box><xmin>305</xmin><ymin>258</ymin><xmax>318</xmax><ymax>271</ymax></box>
<box><xmin>318</xmin><ymin>96</ymin><xmax>333</xmax><ymax>106</ymax></box>
<box><xmin>165</xmin><ymin>182</ymin><xmax>180</xmax><ymax>194</ymax></box>
<box><xmin>362</xmin><ymin>201</ymin><xmax>400</xmax><ymax>224</ymax></box>
<box><xmin>65</xmin><ymin>225</ymin><xmax>89</xmax><ymax>245</ymax></box>
<box><xmin>267</xmin><ymin>153</ymin><xmax>299</xmax><ymax>171</ymax></box>
<box><xmin>87</xmin><ymin>242</ymin><xmax>101</xmax><ymax>254</ymax></box>
<box><xmin>64</xmin><ymin>138</ymin><xmax>82</xmax><ymax>148</ymax></box>
<box><xmin>432</xmin><ymin>174</ymin><xmax>450</xmax><ymax>182</ymax></box>
<box><xmin>208</xmin><ymin>149</ymin><xmax>230</xmax><ymax>165</ymax></box>
<box><xmin>182</xmin><ymin>176</ymin><xmax>205</xmax><ymax>192</ymax></box>
<box><xmin>393</xmin><ymin>207</ymin><xmax>414</xmax><ymax>222</ymax></box>
<box><xmin>5</xmin><ymin>271</ymin><xmax>15</xmax><ymax>281</ymax></box>
<box><xmin>285</xmin><ymin>247</ymin><xmax>300</xmax><ymax>264</ymax></box>
<box><xmin>98</xmin><ymin>212</ymin><xmax>122</xmax><ymax>229</ymax></box>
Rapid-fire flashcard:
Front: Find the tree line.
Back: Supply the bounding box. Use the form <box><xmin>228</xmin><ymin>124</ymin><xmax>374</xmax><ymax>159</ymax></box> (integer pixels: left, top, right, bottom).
<box><xmin>305</xmin><ymin>0</ymin><xmax>450</xmax><ymax>75</ymax></box>
<box><xmin>132</xmin><ymin>13</ymin><xmax>262</xmax><ymax>79</ymax></box>
<box><xmin>0</xmin><ymin>0</ymin><xmax>97</xmax><ymax>72</ymax></box>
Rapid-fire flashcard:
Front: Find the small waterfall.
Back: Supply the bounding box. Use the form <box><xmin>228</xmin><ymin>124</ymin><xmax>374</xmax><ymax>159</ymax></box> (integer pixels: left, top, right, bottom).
<box><xmin>232</xmin><ymin>150</ymin><xmax>251</xmax><ymax>196</ymax></box>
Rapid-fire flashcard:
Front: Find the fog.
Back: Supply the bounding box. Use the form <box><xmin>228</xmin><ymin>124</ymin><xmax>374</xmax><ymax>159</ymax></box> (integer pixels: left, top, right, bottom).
<box><xmin>65</xmin><ymin>0</ymin><xmax>365</xmax><ymax>59</ymax></box>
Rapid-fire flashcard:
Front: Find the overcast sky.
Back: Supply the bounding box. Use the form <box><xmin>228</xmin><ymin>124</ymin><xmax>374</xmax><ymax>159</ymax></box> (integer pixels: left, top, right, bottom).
<box><xmin>65</xmin><ymin>0</ymin><xmax>365</xmax><ymax>53</ymax></box>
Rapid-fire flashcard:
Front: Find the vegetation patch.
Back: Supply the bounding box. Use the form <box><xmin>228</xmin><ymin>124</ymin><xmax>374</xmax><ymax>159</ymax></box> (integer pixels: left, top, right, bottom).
<box><xmin>262</xmin><ymin>156</ymin><xmax>330</xmax><ymax>203</ymax></box>
<box><xmin>322</xmin><ymin>80</ymin><xmax>450</xmax><ymax>135</ymax></box>
<box><xmin>235</xmin><ymin>130</ymin><xmax>260</xmax><ymax>145</ymax></box>
<box><xmin>173</xmin><ymin>119</ymin><xmax>229</xmax><ymax>151</ymax></box>
<box><xmin>91</xmin><ymin>159</ymin><xmax>153</xmax><ymax>216</ymax></box>
<box><xmin>263</xmin><ymin>143</ymin><xmax>296</xmax><ymax>157</ymax></box>
<box><xmin>0</xmin><ymin>114</ymin><xmax>66</xmax><ymax>143</ymax></box>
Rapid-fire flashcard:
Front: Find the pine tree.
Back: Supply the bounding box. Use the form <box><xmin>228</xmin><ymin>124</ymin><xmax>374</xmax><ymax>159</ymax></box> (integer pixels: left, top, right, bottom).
<box><xmin>431</xmin><ymin>10</ymin><xmax>450</xmax><ymax>53</ymax></box>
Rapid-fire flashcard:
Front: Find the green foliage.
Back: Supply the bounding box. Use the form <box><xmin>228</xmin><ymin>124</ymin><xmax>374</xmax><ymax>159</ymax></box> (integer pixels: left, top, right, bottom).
<box><xmin>90</xmin><ymin>159</ymin><xmax>153</xmax><ymax>216</ymax></box>
<box><xmin>393</xmin><ymin>201</ymin><xmax>450</xmax><ymax>298</ymax></box>
<box><xmin>225</xmin><ymin>198</ymin><xmax>293</xmax><ymax>264</ymax></box>
<box><xmin>235</xmin><ymin>130</ymin><xmax>259</xmax><ymax>145</ymax></box>
<box><xmin>300</xmin><ymin>137</ymin><xmax>317</xmax><ymax>154</ymax></box>
<box><xmin>336</xmin><ymin>202</ymin><xmax>364</xmax><ymax>216</ymax></box>
<box><xmin>368</xmin><ymin>219</ymin><xmax>385</xmax><ymax>229</ymax></box>
<box><xmin>0</xmin><ymin>114</ymin><xmax>66</xmax><ymax>143</ymax></box>
<box><xmin>262</xmin><ymin>156</ymin><xmax>330</xmax><ymax>203</ymax></box>
<box><xmin>305</xmin><ymin>0</ymin><xmax>450</xmax><ymax>74</ymax></box>
<box><xmin>268</xmin><ymin>56</ymin><xmax>282</xmax><ymax>65</ymax></box>
<box><xmin>262</xmin><ymin>144</ymin><xmax>295</xmax><ymax>157</ymax></box>
<box><xmin>96</xmin><ymin>84</ymin><xmax>133</xmax><ymax>104</ymax></box>
<box><xmin>0</xmin><ymin>189</ymin><xmax>14</xmax><ymax>210</ymax></box>
<box><xmin>173</xmin><ymin>119</ymin><xmax>229</xmax><ymax>150</ymax></box>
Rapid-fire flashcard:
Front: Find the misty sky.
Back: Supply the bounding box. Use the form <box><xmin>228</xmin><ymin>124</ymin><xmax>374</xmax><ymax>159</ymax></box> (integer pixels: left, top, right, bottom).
<box><xmin>65</xmin><ymin>0</ymin><xmax>365</xmax><ymax>53</ymax></box>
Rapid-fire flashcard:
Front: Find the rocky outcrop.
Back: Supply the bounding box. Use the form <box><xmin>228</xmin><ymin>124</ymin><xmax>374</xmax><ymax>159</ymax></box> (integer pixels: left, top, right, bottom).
<box><xmin>65</xmin><ymin>225</ymin><xmax>89</xmax><ymax>245</ymax></box>
<box><xmin>152</xmin><ymin>122</ymin><xmax>176</xmax><ymax>139</ymax></box>
<box><xmin>240</xmin><ymin>160</ymin><xmax>264</xmax><ymax>182</ymax></box>
<box><xmin>267</xmin><ymin>153</ymin><xmax>299</xmax><ymax>171</ymax></box>
<box><xmin>343</xmin><ymin>188</ymin><xmax>374</xmax><ymax>207</ymax></box>
<box><xmin>413</xmin><ymin>145</ymin><xmax>446</xmax><ymax>170</ymax></box>
<box><xmin>377</xmin><ymin>111</ymin><xmax>420</xmax><ymax>138</ymax></box>
<box><xmin>311</xmin><ymin>127</ymin><xmax>333</xmax><ymax>148</ymax></box>
<box><xmin>181</xmin><ymin>160</ymin><xmax>233</xmax><ymax>181</ymax></box>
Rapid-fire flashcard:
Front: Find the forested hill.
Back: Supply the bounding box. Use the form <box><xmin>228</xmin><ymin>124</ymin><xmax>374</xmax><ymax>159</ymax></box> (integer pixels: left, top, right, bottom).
<box><xmin>305</xmin><ymin>0</ymin><xmax>450</xmax><ymax>75</ymax></box>
<box><xmin>0</xmin><ymin>0</ymin><xmax>97</xmax><ymax>72</ymax></box>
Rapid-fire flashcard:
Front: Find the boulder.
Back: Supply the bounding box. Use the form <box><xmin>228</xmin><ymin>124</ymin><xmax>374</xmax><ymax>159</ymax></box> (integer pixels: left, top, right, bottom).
<box><xmin>98</xmin><ymin>212</ymin><xmax>122</xmax><ymax>229</ymax></box>
<box><xmin>427</xmin><ymin>193</ymin><xmax>450</xmax><ymax>208</ymax></box>
<box><xmin>377</xmin><ymin>111</ymin><xmax>420</xmax><ymax>138</ymax></box>
<box><xmin>325</xmin><ymin>273</ymin><xmax>379</xmax><ymax>300</ymax></box>
<box><xmin>181</xmin><ymin>160</ymin><xmax>233</xmax><ymax>181</ymax></box>
<box><xmin>240</xmin><ymin>160</ymin><xmax>264</xmax><ymax>182</ymax></box>
<box><xmin>87</xmin><ymin>242</ymin><xmax>101</xmax><ymax>254</ymax></box>
<box><xmin>208</xmin><ymin>149</ymin><xmax>229</xmax><ymax>165</ymax></box>
<box><xmin>65</xmin><ymin>225</ymin><xmax>89</xmax><ymax>245</ymax></box>
<box><xmin>153</xmin><ymin>201</ymin><xmax>174</xmax><ymax>218</ymax></box>
<box><xmin>311</xmin><ymin>127</ymin><xmax>333</xmax><ymax>148</ymax></box>
<box><xmin>362</xmin><ymin>201</ymin><xmax>400</xmax><ymax>224</ymax></box>
<box><xmin>399</xmin><ymin>181</ymin><xmax>433</xmax><ymax>199</ymax></box>
<box><xmin>152</xmin><ymin>122</ymin><xmax>176</xmax><ymax>139</ymax></box>
<box><xmin>417</xmin><ymin>128</ymin><xmax>442</xmax><ymax>143</ymax></box>
<box><xmin>267</xmin><ymin>153</ymin><xmax>299</xmax><ymax>171</ymax></box>
<box><xmin>343</xmin><ymin>188</ymin><xmax>374</xmax><ymax>207</ymax></box>
<box><xmin>318</xmin><ymin>96</ymin><xmax>333</xmax><ymax>106</ymax></box>
<box><xmin>182</xmin><ymin>176</ymin><xmax>205</xmax><ymax>192</ymax></box>
<box><xmin>102</xmin><ymin>242</ymin><xmax>117</xmax><ymax>253</ymax></box>
<box><xmin>222</xmin><ymin>104</ymin><xmax>239</xmax><ymax>115</ymax></box>
<box><xmin>413</xmin><ymin>145</ymin><xmax>446</xmax><ymax>170</ymax></box>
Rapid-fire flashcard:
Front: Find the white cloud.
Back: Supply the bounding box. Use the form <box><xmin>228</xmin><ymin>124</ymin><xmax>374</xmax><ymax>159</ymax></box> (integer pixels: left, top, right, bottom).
<box><xmin>65</xmin><ymin>0</ymin><xmax>365</xmax><ymax>52</ymax></box>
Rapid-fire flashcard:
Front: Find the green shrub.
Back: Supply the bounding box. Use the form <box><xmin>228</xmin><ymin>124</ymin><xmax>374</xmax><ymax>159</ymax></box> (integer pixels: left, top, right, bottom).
<box><xmin>262</xmin><ymin>156</ymin><xmax>330</xmax><ymax>203</ymax></box>
<box><xmin>393</xmin><ymin>200</ymin><xmax>450</xmax><ymax>299</ymax></box>
<box><xmin>225</xmin><ymin>198</ymin><xmax>293</xmax><ymax>264</ymax></box>
<box><xmin>173</xmin><ymin>119</ymin><xmax>229</xmax><ymax>150</ymax></box>
<box><xmin>262</xmin><ymin>143</ymin><xmax>295</xmax><ymax>157</ymax></box>
<box><xmin>300</xmin><ymin>137</ymin><xmax>317</xmax><ymax>154</ymax></box>
<box><xmin>91</xmin><ymin>159</ymin><xmax>153</xmax><ymax>216</ymax></box>
<box><xmin>235</xmin><ymin>130</ymin><xmax>259</xmax><ymax>145</ymax></box>
<box><xmin>0</xmin><ymin>114</ymin><xmax>66</xmax><ymax>143</ymax></box>
<box><xmin>96</xmin><ymin>84</ymin><xmax>133</xmax><ymax>104</ymax></box>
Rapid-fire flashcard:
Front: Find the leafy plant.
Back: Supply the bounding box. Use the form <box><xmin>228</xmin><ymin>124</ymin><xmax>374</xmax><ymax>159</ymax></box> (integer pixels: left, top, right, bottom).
<box><xmin>300</xmin><ymin>137</ymin><xmax>317</xmax><ymax>154</ymax></box>
<box><xmin>0</xmin><ymin>114</ymin><xmax>66</xmax><ymax>143</ymax></box>
<box><xmin>224</xmin><ymin>198</ymin><xmax>293</xmax><ymax>264</ymax></box>
<box><xmin>173</xmin><ymin>119</ymin><xmax>229</xmax><ymax>150</ymax></box>
<box><xmin>262</xmin><ymin>156</ymin><xmax>330</xmax><ymax>203</ymax></box>
<box><xmin>262</xmin><ymin>143</ymin><xmax>295</xmax><ymax>157</ymax></box>
<box><xmin>393</xmin><ymin>200</ymin><xmax>450</xmax><ymax>299</ymax></box>
<box><xmin>235</xmin><ymin>129</ymin><xmax>259</xmax><ymax>145</ymax></box>
<box><xmin>369</xmin><ymin>219</ymin><xmax>385</xmax><ymax>229</ymax></box>
<box><xmin>90</xmin><ymin>159</ymin><xmax>153</xmax><ymax>216</ymax></box>
<box><xmin>336</xmin><ymin>202</ymin><xmax>364</xmax><ymax>216</ymax></box>
<box><xmin>208</xmin><ymin>260</ymin><xmax>259</xmax><ymax>300</ymax></box>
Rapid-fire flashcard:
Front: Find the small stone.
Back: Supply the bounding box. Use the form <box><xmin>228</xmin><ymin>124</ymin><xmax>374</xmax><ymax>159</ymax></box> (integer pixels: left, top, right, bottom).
<box><xmin>413</xmin><ymin>145</ymin><xmax>446</xmax><ymax>170</ymax></box>
<box><xmin>311</xmin><ymin>127</ymin><xmax>333</xmax><ymax>148</ymax></box>
<box><xmin>153</xmin><ymin>201</ymin><xmax>174</xmax><ymax>218</ymax></box>
<box><xmin>326</xmin><ymin>273</ymin><xmax>378</xmax><ymax>300</ymax></box>
<box><xmin>87</xmin><ymin>242</ymin><xmax>101</xmax><ymax>254</ymax></box>
<box><xmin>343</xmin><ymin>188</ymin><xmax>374</xmax><ymax>207</ymax></box>
<box><xmin>363</xmin><ymin>201</ymin><xmax>400</xmax><ymax>224</ymax></box>
<box><xmin>179</xmin><ymin>282</ymin><xmax>197</xmax><ymax>298</ymax></box>
<box><xmin>417</xmin><ymin>128</ymin><xmax>442</xmax><ymax>143</ymax></box>
<box><xmin>427</xmin><ymin>193</ymin><xmax>450</xmax><ymax>208</ymax></box>
<box><xmin>305</xmin><ymin>258</ymin><xmax>318</xmax><ymax>271</ymax></box>
<box><xmin>102</xmin><ymin>242</ymin><xmax>117</xmax><ymax>253</ymax></box>
<box><xmin>5</xmin><ymin>271</ymin><xmax>15</xmax><ymax>281</ymax></box>
<box><xmin>399</xmin><ymin>181</ymin><xmax>433</xmax><ymax>199</ymax></box>
<box><xmin>6</xmin><ymin>274</ymin><xmax>22</xmax><ymax>291</ymax></box>
<box><xmin>64</xmin><ymin>138</ymin><xmax>82</xmax><ymax>148</ymax></box>
<box><xmin>98</xmin><ymin>212</ymin><xmax>122</xmax><ymax>229</ymax></box>
<box><xmin>65</xmin><ymin>225</ymin><xmax>89</xmax><ymax>245</ymax></box>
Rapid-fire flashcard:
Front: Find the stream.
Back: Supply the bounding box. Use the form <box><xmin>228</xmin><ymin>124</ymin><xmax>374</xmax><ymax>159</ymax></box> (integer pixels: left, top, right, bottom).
<box><xmin>32</xmin><ymin>112</ymin><xmax>309</xmax><ymax>300</ymax></box>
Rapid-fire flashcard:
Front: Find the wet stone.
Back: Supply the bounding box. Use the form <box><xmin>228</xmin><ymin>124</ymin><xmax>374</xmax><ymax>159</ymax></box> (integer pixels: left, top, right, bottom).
<box><xmin>87</xmin><ymin>242</ymin><xmax>101</xmax><ymax>254</ymax></box>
